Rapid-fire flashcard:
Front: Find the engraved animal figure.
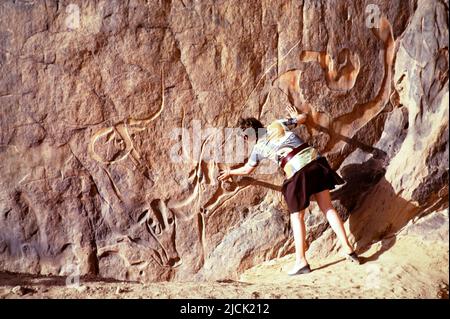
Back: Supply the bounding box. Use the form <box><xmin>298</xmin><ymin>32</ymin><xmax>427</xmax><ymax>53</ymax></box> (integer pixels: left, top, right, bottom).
<box><xmin>97</xmin><ymin>198</ymin><xmax>182</xmax><ymax>271</ymax></box>
<box><xmin>138</xmin><ymin>199</ymin><xmax>182</xmax><ymax>268</ymax></box>
<box><xmin>299</xmin><ymin>48</ymin><xmax>361</xmax><ymax>92</ymax></box>
<box><xmin>88</xmin><ymin>66</ymin><xmax>180</xmax><ymax>271</ymax></box>
<box><xmin>274</xmin><ymin>17</ymin><xmax>394</xmax><ymax>154</ymax></box>
<box><xmin>88</xmin><ymin>66</ymin><xmax>165</xmax><ymax>170</ymax></box>
<box><xmin>164</xmin><ymin>130</ymin><xmax>253</xmax><ymax>268</ymax></box>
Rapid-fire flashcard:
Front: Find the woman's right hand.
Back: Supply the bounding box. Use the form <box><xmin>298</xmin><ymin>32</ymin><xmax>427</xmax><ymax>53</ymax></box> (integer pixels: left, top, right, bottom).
<box><xmin>286</xmin><ymin>105</ymin><xmax>300</xmax><ymax>118</ymax></box>
<box><xmin>218</xmin><ymin>168</ymin><xmax>231</xmax><ymax>181</ymax></box>
<box><xmin>286</xmin><ymin>105</ymin><xmax>307</xmax><ymax>124</ymax></box>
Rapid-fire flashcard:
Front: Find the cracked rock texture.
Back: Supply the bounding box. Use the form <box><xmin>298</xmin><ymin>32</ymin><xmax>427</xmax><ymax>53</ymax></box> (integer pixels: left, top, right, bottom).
<box><xmin>0</xmin><ymin>0</ymin><xmax>448</xmax><ymax>282</ymax></box>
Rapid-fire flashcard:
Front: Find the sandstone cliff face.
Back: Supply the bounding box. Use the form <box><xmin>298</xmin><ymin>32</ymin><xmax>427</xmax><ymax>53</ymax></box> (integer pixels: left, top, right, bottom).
<box><xmin>0</xmin><ymin>0</ymin><xmax>448</xmax><ymax>282</ymax></box>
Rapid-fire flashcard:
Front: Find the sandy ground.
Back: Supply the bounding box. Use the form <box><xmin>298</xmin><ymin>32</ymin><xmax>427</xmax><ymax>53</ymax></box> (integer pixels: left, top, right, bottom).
<box><xmin>0</xmin><ymin>233</ymin><xmax>448</xmax><ymax>299</ymax></box>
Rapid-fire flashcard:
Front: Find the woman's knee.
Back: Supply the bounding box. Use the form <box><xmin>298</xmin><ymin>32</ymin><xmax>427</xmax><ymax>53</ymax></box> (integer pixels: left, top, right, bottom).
<box><xmin>290</xmin><ymin>210</ymin><xmax>306</xmax><ymax>220</ymax></box>
<box><xmin>319</xmin><ymin>206</ymin><xmax>336</xmax><ymax>218</ymax></box>
<box><xmin>315</xmin><ymin>190</ymin><xmax>334</xmax><ymax>213</ymax></box>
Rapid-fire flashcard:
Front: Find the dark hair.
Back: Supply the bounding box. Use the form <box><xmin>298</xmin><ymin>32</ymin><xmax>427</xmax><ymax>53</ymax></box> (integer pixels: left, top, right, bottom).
<box><xmin>237</xmin><ymin>117</ymin><xmax>264</xmax><ymax>139</ymax></box>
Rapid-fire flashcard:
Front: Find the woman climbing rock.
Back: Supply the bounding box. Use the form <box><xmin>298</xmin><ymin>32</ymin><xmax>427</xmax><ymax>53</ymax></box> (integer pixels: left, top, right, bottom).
<box><xmin>218</xmin><ymin>105</ymin><xmax>360</xmax><ymax>275</ymax></box>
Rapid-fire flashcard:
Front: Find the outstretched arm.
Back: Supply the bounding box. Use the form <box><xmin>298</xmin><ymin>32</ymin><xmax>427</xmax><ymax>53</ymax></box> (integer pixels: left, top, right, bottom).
<box><xmin>218</xmin><ymin>163</ymin><xmax>256</xmax><ymax>181</ymax></box>
<box><xmin>286</xmin><ymin>105</ymin><xmax>307</xmax><ymax>125</ymax></box>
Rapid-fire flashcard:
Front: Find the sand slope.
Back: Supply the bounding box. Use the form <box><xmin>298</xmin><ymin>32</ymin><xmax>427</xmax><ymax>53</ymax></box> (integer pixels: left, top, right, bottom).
<box><xmin>0</xmin><ymin>227</ymin><xmax>447</xmax><ymax>299</ymax></box>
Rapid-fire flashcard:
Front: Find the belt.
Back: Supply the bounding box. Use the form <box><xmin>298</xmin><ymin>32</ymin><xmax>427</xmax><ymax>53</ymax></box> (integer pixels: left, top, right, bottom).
<box><xmin>280</xmin><ymin>143</ymin><xmax>310</xmax><ymax>169</ymax></box>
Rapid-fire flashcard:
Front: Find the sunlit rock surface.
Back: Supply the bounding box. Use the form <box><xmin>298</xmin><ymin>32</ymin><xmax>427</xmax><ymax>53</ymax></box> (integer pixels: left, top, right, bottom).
<box><xmin>0</xmin><ymin>0</ymin><xmax>447</xmax><ymax>282</ymax></box>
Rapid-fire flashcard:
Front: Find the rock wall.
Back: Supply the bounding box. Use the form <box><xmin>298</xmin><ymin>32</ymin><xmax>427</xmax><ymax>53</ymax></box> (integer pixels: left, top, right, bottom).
<box><xmin>0</xmin><ymin>0</ymin><xmax>448</xmax><ymax>282</ymax></box>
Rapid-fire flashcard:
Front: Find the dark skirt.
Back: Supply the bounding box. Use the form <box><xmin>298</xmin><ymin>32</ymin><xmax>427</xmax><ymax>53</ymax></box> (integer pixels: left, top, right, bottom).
<box><xmin>281</xmin><ymin>156</ymin><xmax>345</xmax><ymax>213</ymax></box>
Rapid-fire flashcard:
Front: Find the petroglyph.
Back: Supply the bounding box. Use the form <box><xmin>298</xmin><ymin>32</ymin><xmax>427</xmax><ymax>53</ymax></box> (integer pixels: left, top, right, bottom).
<box><xmin>300</xmin><ymin>48</ymin><xmax>361</xmax><ymax>92</ymax></box>
<box><xmin>98</xmin><ymin>198</ymin><xmax>181</xmax><ymax>270</ymax></box>
<box><xmin>88</xmin><ymin>66</ymin><xmax>165</xmax><ymax>168</ymax></box>
<box><xmin>84</xmin><ymin>65</ymin><xmax>181</xmax><ymax>271</ymax></box>
<box><xmin>203</xmin><ymin>180</ymin><xmax>250</xmax><ymax>218</ymax></box>
<box><xmin>274</xmin><ymin>17</ymin><xmax>394</xmax><ymax>155</ymax></box>
<box><xmin>327</xmin><ymin>16</ymin><xmax>395</xmax><ymax>153</ymax></box>
<box><xmin>238</xmin><ymin>39</ymin><xmax>302</xmax><ymax>112</ymax></box>
<box><xmin>166</xmin><ymin>132</ymin><xmax>218</xmax><ymax>265</ymax></box>
<box><xmin>163</xmin><ymin>126</ymin><xmax>258</xmax><ymax>267</ymax></box>
<box><xmin>274</xmin><ymin>69</ymin><xmax>332</xmax><ymax>136</ymax></box>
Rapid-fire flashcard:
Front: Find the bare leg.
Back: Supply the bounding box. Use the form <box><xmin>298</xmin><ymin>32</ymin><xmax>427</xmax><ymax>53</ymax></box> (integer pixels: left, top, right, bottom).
<box><xmin>288</xmin><ymin>210</ymin><xmax>309</xmax><ymax>274</ymax></box>
<box><xmin>314</xmin><ymin>189</ymin><xmax>354</xmax><ymax>254</ymax></box>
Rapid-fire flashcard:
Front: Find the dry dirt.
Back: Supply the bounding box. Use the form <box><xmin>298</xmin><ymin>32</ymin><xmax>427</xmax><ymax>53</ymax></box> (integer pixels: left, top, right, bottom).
<box><xmin>1</xmin><ymin>232</ymin><xmax>447</xmax><ymax>299</ymax></box>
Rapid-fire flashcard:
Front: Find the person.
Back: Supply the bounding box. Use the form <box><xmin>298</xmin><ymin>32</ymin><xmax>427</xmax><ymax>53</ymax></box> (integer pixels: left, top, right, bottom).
<box><xmin>218</xmin><ymin>105</ymin><xmax>359</xmax><ymax>275</ymax></box>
